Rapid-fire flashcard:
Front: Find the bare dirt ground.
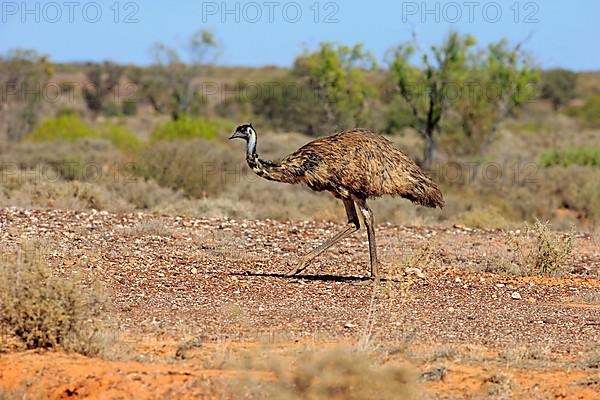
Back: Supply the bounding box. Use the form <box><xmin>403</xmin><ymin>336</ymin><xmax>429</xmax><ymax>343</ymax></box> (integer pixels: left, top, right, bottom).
<box><xmin>1</xmin><ymin>208</ymin><xmax>599</xmax><ymax>399</ymax></box>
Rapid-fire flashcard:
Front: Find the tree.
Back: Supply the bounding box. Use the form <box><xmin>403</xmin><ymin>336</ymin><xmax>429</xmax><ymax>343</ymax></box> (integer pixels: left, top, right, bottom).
<box><xmin>0</xmin><ymin>49</ymin><xmax>53</xmax><ymax>140</ymax></box>
<box><xmin>455</xmin><ymin>38</ymin><xmax>539</xmax><ymax>165</ymax></box>
<box><xmin>388</xmin><ymin>32</ymin><xmax>476</xmax><ymax>167</ymax></box>
<box><xmin>540</xmin><ymin>68</ymin><xmax>577</xmax><ymax>110</ymax></box>
<box><xmin>82</xmin><ymin>61</ymin><xmax>124</xmax><ymax>117</ymax></box>
<box><xmin>388</xmin><ymin>33</ymin><xmax>538</xmax><ymax>168</ymax></box>
<box><xmin>129</xmin><ymin>29</ymin><xmax>219</xmax><ymax>121</ymax></box>
<box><xmin>291</xmin><ymin>42</ymin><xmax>377</xmax><ymax>135</ymax></box>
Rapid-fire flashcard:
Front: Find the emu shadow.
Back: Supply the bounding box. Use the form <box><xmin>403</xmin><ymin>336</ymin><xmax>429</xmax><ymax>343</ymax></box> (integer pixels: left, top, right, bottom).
<box><xmin>231</xmin><ymin>271</ymin><xmax>404</xmax><ymax>283</ymax></box>
<box><xmin>231</xmin><ymin>271</ymin><xmax>371</xmax><ymax>283</ymax></box>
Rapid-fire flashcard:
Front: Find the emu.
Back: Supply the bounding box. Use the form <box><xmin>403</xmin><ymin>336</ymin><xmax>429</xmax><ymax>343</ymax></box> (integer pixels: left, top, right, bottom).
<box><xmin>230</xmin><ymin>123</ymin><xmax>444</xmax><ymax>278</ymax></box>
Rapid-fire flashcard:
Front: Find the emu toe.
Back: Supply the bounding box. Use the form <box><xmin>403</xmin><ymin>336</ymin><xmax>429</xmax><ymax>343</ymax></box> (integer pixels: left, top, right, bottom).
<box><xmin>285</xmin><ymin>258</ymin><xmax>309</xmax><ymax>277</ymax></box>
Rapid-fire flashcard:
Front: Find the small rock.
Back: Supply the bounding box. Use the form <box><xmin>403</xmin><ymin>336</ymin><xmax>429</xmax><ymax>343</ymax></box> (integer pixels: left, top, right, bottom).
<box><xmin>511</xmin><ymin>291</ymin><xmax>522</xmax><ymax>300</ymax></box>
<box><xmin>344</xmin><ymin>322</ymin><xmax>356</xmax><ymax>329</ymax></box>
<box><xmin>258</xmin><ymin>306</ymin><xmax>264</xmax><ymax>312</ymax></box>
<box><xmin>405</xmin><ymin>267</ymin><xmax>425</xmax><ymax>278</ymax></box>
<box><xmin>496</xmin><ymin>283</ymin><xmax>505</xmax><ymax>288</ymax></box>
<box><xmin>191</xmin><ymin>267</ymin><xmax>198</xmax><ymax>274</ymax></box>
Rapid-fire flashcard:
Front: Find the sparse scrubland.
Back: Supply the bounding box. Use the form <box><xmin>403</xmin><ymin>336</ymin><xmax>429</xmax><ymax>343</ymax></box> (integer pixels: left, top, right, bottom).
<box><xmin>1</xmin><ymin>40</ymin><xmax>599</xmax><ymax>399</ymax></box>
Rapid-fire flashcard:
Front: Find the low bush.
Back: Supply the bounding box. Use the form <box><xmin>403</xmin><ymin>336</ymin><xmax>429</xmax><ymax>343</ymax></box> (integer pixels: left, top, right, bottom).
<box><xmin>150</xmin><ymin>115</ymin><xmax>231</xmax><ymax>141</ymax></box>
<box><xmin>564</xmin><ymin>94</ymin><xmax>600</xmax><ymax>128</ymax></box>
<box><xmin>25</xmin><ymin>114</ymin><xmax>98</xmax><ymax>142</ymax></box>
<box><xmin>0</xmin><ymin>243</ymin><xmax>112</xmax><ymax>355</ymax></box>
<box><xmin>23</xmin><ymin>115</ymin><xmax>141</xmax><ymax>154</ymax></box>
<box><xmin>233</xmin><ymin>346</ymin><xmax>414</xmax><ymax>400</ymax></box>
<box><xmin>540</xmin><ymin>147</ymin><xmax>600</xmax><ymax>168</ymax></box>
<box><xmin>136</xmin><ymin>139</ymin><xmax>239</xmax><ymax>198</ymax></box>
<box><xmin>97</xmin><ymin>123</ymin><xmax>141</xmax><ymax>153</ymax></box>
<box><xmin>517</xmin><ymin>220</ymin><xmax>575</xmax><ymax>277</ymax></box>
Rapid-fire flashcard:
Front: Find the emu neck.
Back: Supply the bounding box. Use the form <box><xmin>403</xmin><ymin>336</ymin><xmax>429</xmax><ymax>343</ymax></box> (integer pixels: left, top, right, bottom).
<box><xmin>244</xmin><ymin>134</ymin><xmax>292</xmax><ymax>184</ymax></box>
<box><xmin>245</xmin><ymin>133</ymin><xmax>257</xmax><ymax>160</ymax></box>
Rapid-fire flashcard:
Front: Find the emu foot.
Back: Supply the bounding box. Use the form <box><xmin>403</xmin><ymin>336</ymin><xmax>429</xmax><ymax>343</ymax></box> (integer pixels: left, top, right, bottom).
<box><xmin>284</xmin><ymin>257</ymin><xmax>309</xmax><ymax>277</ymax></box>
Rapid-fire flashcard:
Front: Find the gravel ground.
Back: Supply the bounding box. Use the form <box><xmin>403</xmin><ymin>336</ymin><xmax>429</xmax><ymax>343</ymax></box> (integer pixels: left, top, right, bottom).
<box><xmin>1</xmin><ymin>208</ymin><xmax>599</xmax><ymax>353</ymax></box>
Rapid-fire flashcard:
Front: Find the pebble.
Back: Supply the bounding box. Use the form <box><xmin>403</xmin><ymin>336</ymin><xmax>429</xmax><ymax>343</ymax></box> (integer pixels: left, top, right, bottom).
<box><xmin>191</xmin><ymin>267</ymin><xmax>198</xmax><ymax>274</ymax></box>
<box><xmin>511</xmin><ymin>291</ymin><xmax>522</xmax><ymax>300</ymax></box>
<box><xmin>344</xmin><ymin>322</ymin><xmax>356</xmax><ymax>329</ymax></box>
<box><xmin>405</xmin><ymin>267</ymin><xmax>425</xmax><ymax>278</ymax></box>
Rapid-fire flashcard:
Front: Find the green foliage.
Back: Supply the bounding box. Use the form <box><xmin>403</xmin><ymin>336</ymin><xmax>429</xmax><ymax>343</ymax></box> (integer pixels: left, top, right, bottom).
<box><xmin>541</xmin><ymin>68</ymin><xmax>577</xmax><ymax>110</ymax></box>
<box><xmin>122</xmin><ymin>100</ymin><xmax>138</xmax><ymax>116</ymax></box>
<box><xmin>0</xmin><ymin>49</ymin><xmax>53</xmax><ymax>140</ymax></box>
<box><xmin>24</xmin><ymin>114</ymin><xmax>140</xmax><ymax>153</ymax></box>
<box><xmin>285</xmin><ymin>42</ymin><xmax>377</xmax><ymax>135</ymax></box>
<box><xmin>565</xmin><ymin>94</ymin><xmax>600</xmax><ymax>128</ymax></box>
<box><xmin>388</xmin><ymin>32</ymin><xmax>477</xmax><ymax>165</ymax></box>
<box><xmin>102</xmin><ymin>101</ymin><xmax>123</xmax><ymax>117</ymax></box>
<box><xmin>98</xmin><ymin>123</ymin><xmax>141</xmax><ymax>152</ymax></box>
<box><xmin>151</xmin><ymin>115</ymin><xmax>231</xmax><ymax>141</ymax></box>
<box><xmin>454</xmin><ymin>39</ymin><xmax>539</xmax><ymax>159</ymax></box>
<box><xmin>25</xmin><ymin>114</ymin><xmax>99</xmax><ymax>142</ymax></box>
<box><xmin>540</xmin><ymin>147</ymin><xmax>600</xmax><ymax>168</ymax></box>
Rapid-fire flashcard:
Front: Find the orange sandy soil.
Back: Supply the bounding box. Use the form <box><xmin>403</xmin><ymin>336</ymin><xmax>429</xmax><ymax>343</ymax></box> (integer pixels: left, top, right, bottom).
<box><xmin>0</xmin><ymin>209</ymin><xmax>599</xmax><ymax>399</ymax></box>
<box><xmin>1</xmin><ymin>340</ymin><xmax>599</xmax><ymax>399</ymax></box>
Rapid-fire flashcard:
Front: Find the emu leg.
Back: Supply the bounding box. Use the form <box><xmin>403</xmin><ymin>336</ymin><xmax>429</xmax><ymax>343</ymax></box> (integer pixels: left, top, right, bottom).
<box><xmin>357</xmin><ymin>199</ymin><xmax>378</xmax><ymax>278</ymax></box>
<box><xmin>285</xmin><ymin>198</ymin><xmax>360</xmax><ymax>277</ymax></box>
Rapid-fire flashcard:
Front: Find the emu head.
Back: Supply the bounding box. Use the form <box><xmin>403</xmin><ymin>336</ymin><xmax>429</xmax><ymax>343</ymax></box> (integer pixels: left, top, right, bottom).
<box><xmin>230</xmin><ymin>123</ymin><xmax>257</xmax><ymax>156</ymax></box>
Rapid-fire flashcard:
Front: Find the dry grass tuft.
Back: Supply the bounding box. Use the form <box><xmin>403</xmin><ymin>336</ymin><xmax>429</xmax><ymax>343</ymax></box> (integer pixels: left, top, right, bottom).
<box><xmin>500</xmin><ymin>343</ymin><xmax>552</xmax><ymax>367</ymax></box>
<box><xmin>484</xmin><ymin>374</ymin><xmax>513</xmax><ymax>397</ymax></box>
<box><xmin>0</xmin><ymin>242</ymin><xmax>113</xmax><ymax>356</ymax></box>
<box><xmin>233</xmin><ymin>345</ymin><xmax>414</xmax><ymax>399</ymax></box>
<box><xmin>485</xmin><ymin>220</ymin><xmax>575</xmax><ymax>277</ymax></box>
<box><xmin>517</xmin><ymin>220</ymin><xmax>575</xmax><ymax>277</ymax></box>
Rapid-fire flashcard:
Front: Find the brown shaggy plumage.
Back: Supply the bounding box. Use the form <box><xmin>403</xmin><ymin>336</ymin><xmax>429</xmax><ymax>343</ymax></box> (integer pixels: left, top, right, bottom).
<box><xmin>248</xmin><ymin>128</ymin><xmax>444</xmax><ymax>208</ymax></box>
<box><xmin>230</xmin><ymin>124</ymin><xmax>444</xmax><ymax>278</ymax></box>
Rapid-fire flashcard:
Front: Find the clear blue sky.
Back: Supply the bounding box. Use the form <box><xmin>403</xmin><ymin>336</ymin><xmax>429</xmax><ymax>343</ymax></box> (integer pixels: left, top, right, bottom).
<box><xmin>1</xmin><ymin>0</ymin><xmax>598</xmax><ymax>70</ymax></box>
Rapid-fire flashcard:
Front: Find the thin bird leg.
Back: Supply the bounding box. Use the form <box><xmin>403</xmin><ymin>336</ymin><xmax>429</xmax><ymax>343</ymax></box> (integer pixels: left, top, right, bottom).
<box><xmin>285</xmin><ymin>198</ymin><xmax>360</xmax><ymax>277</ymax></box>
<box><xmin>357</xmin><ymin>199</ymin><xmax>378</xmax><ymax>278</ymax></box>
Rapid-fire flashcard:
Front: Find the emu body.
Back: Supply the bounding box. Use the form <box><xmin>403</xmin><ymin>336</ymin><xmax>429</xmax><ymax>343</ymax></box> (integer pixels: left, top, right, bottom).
<box><xmin>230</xmin><ymin>124</ymin><xmax>444</xmax><ymax>278</ymax></box>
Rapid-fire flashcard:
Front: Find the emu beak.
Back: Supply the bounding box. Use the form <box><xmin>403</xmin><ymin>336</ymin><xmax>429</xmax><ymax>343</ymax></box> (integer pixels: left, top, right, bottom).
<box><xmin>229</xmin><ymin>131</ymin><xmax>244</xmax><ymax>140</ymax></box>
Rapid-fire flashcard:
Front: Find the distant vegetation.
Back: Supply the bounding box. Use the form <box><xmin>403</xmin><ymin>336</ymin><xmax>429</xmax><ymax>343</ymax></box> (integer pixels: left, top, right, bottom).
<box><xmin>565</xmin><ymin>94</ymin><xmax>600</xmax><ymax>128</ymax></box>
<box><xmin>0</xmin><ymin>29</ymin><xmax>599</xmax><ymax>230</ymax></box>
<box><xmin>151</xmin><ymin>115</ymin><xmax>229</xmax><ymax>142</ymax></box>
<box><xmin>541</xmin><ymin>147</ymin><xmax>600</xmax><ymax>168</ymax></box>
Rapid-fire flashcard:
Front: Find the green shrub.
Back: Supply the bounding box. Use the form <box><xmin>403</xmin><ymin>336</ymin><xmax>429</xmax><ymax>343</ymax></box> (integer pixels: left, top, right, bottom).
<box><xmin>0</xmin><ymin>242</ymin><xmax>112</xmax><ymax>355</ymax></box>
<box><xmin>102</xmin><ymin>101</ymin><xmax>123</xmax><ymax>117</ymax></box>
<box><xmin>540</xmin><ymin>68</ymin><xmax>577</xmax><ymax>110</ymax></box>
<box><xmin>565</xmin><ymin>94</ymin><xmax>600</xmax><ymax>128</ymax></box>
<box><xmin>122</xmin><ymin>100</ymin><xmax>138</xmax><ymax>116</ymax></box>
<box><xmin>540</xmin><ymin>147</ymin><xmax>600</xmax><ymax>168</ymax></box>
<box><xmin>25</xmin><ymin>114</ymin><xmax>99</xmax><ymax>142</ymax></box>
<box><xmin>24</xmin><ymin>114</ymin><xmax>140</xmax><ymax>153</ymax></box>
<box><xmin>150</xmin><ymin>115</ymin><xmax>222</xmax><ymax>141</ymax></box>
<box><xmin>98</xmin><ymin>123</ymin><xmax>141</xmax><ymax>153</ymax></box>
